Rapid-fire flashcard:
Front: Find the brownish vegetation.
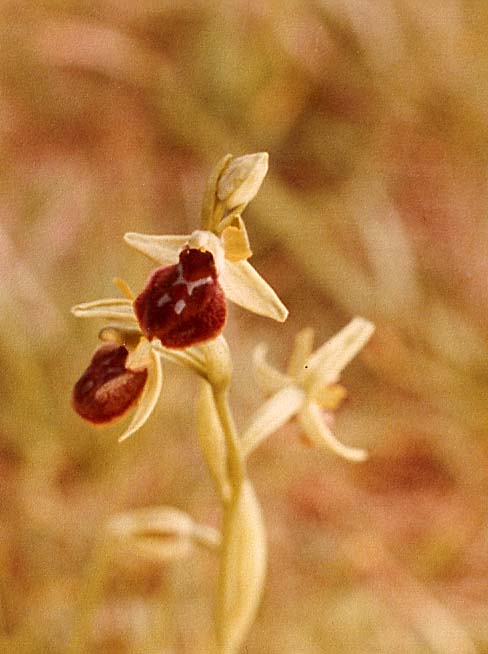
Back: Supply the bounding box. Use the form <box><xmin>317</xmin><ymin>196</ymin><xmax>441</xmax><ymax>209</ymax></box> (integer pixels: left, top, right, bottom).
<box><xmin>2</xmin><ymin>1</ymin><xmax>488</xmax><ymax>652</ymax></box>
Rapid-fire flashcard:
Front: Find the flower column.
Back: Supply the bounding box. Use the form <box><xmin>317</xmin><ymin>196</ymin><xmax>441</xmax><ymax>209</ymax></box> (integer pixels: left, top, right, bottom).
<box><xmin>71</xmin><ymin>152</ymin><xmax>375</xmax><ymax>653</ymax></box>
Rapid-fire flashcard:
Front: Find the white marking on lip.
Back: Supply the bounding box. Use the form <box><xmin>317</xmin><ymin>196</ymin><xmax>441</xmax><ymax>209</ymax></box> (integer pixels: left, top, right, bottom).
<box><xmin>157</xmin><ymin>293</ymin><xmax>171</xmax><ymax>307</ymax></box>
<box><xmin>173</xmin><ymin>262</ymin><xmax>213</xmax><ymax>296</ymax></box>
<box><xmin>187</xmin><ymin>276</ymin><xmax>213</xmax><ymax>295</ymax></box>
<box><xmin>174</xmin><ymin>299</ymin><xmax>186</xmax><ymax>315</ymax></box>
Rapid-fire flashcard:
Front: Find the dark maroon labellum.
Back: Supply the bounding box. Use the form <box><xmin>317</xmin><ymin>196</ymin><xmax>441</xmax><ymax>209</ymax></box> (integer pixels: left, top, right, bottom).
<box><xmin>73</xmin><ymin>343</ymin><xmax>148</xmax><ymax>425</ymax></box>
<box><xmin>134</xmin><ymin>248</ymin><xmax>227</xmax><ymax>348</ymax></box>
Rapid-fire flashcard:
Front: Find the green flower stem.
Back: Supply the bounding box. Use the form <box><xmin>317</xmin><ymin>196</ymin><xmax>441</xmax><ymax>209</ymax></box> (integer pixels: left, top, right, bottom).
<box><xmin>212</xmin><ymin>386</ymin><xmax>245</xmax><ymax>496</ymax></box>
<box><xmin>212</xmin><ymin>387</ymin><xmax>246</xmax><ymax>654</ymax></box>
<box><xmin>201</xmin><ymin>337</ymin><xmax>262</xmax><ymax>653</ymax></box>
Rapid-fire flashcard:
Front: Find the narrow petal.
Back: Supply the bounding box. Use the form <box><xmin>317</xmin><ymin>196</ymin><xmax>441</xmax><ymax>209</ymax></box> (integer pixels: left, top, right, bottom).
<box><xmin>298</xmin><ymin>402</ymin><xmax>368</xmax><ymax>462</ymax></box>
<box><xmin>112</xmin><ymin>277</ymin><xmax>135</xmax><ymax>300</ymax></box>
<box><xmin>241</xmin><ymin>385</ymin><xmax>304</xmax><ymax>456</ymax></box>
<box><xmin>118</xmin><ymin>349</ymin><xmax>163</xmax><ymax>442</ymax></box>
<box><xmin>252</xmin><ymin>343</ymin><xmax>291</xmax><ymax>394</ymax></box>
<box><xmin>287</xmin><ymin>327</ymin><xmax>315</xmax><ymax>381</ymax></box>
<box><xmin>306</xmin><ymin>317</ymin><xmax>374</xmax><ymax>388</ymax></box>
<box><xmin>123</xmin><ymin>232</ymin><xmax>190</xmax><ymax>265</ymax></box>
<box><xmin>71</xmin><ymin>298</ymin><xmax>137</xmax><ymax>323</ymax></box>
<box><xmin>220</xmin><ymin>260</ymin><xmax>288</xmax><ymax>322</ymax></box>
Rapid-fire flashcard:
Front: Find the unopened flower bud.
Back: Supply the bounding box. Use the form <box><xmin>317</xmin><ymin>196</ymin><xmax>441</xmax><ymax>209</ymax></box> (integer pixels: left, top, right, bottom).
<box><xmin>108</xmin><ymin>507</ymin><xmax>220</xmax><ymax>561</ymax></box>
<box><xmin>217</xmin><ymin>152</ymin><xmax>268</xmax><ymax>210</ymax></box>
<box><xmin>108</xmin><ymin>507</ymin><xmax>194</xmax><ymax>562</ymax></box>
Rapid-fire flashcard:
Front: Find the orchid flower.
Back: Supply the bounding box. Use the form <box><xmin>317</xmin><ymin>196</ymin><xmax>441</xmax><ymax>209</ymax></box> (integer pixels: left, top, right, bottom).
<box><xmin>71</xmin><ymin>282</ymin><xmax>204</xmax><ymax>443</ymax></box>
<box><xmin>124</xmin><ymin>225</ymin><xmax>288</xmax><ymax>332</ymax></box>
<box><xmin>241</xmin><ymin>318</ymin><xmax>375</xmax><ymax>461</ymax></box>
<box><xmin>124</xmin><ymin>153</ymin><xmax>288</xmax><ymax>330</ymax></box>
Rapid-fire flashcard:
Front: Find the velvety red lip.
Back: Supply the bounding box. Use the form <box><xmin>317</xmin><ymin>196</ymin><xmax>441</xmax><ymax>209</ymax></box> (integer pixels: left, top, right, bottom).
<box><xmin>134</xmin><ymin>248</ymin><xmax>227</xmax><ymax>349</ymax></box>
<box><xmin>72</xmin><ymin>343</ymin><xmax>148</xmax><ymax>425</ymax></box>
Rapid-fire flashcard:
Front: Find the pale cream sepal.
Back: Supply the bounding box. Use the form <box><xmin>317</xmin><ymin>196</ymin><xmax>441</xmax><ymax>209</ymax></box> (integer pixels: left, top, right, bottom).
<box><xmin>241</xmin><ymin>386</ymin><xmax>304</xmax><ymax>456</ymax></box>
<box><xmin>305</xmin><ymin>317</ymin><xmax>375</xmax><ymax>391</ymax></box>
<box><xmin>197</xmin><ymin>380</ymin><xmax>232</xmax><ymax>503</ymax></box>
<box><xmin>217</xmin><ymin>152</ymin><xmax>269</xmax><ymax>210</ymax></box>
<box><xmin>118</xmin><ymin>349</ymin><xmax>163</xmax><ymax>443</ymax></box>
<box><xmin>123</xmin><ymin>232</ymin><xmax>190</xmax><ymax>265</ymax></box>
<box><xmin>220</xmin><ymin>259</ymin><xmax>288</xmax><ymax>322</ymax></box>
<box><xmin>217</xmin><ymin>480</ymin><xmax>266</xmax><ymax>653</ymax></box>
<box><xmin>298</xmin><ymin>401</ymin><xmax>368</xmax><ymax>462</ymax></box>
<box><xmin>71</xmin><ymin>298</ymin><xmax>137</xmax><ymax>323</ymax></box>
<box><xmin>287</xmin><ymin>327</ymin><xmax>315</xmax><ymax>381</ymax></box>
<box><xmin>252</xmin><ymin>343</ymin><xmax>291</xmax><ymax>394</ymax></box>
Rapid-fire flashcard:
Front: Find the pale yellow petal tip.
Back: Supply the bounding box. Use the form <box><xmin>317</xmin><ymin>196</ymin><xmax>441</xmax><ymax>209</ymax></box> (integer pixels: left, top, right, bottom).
<box><xmin>258</xmin><ymin>299</ymin><xmax>288</xmax><ymax>323</ymax></box>
<box><xmin>299</xmin><ymin>403</ymin><xmax>369</xmax><ymax>463</ymax></box>
<box><xmin>351</xmin><ymin>316</ymin><xmax>376</xmax><ymax>341</ymax></box>
<box><xmin>220</xmin><ymin>259</ymin><xmax>289</xmax><ymax>322</ymax></box>
<box><xmin>123</xmin><ymin>231</ymin><xmax>156</xmax><ymax>255</ymax></box>
<box><xmin>123</xmin><ymin>232</ymin><xmax>189</xmax><ymax>265</ymax></box>
<box><xmin>123</xmin><ymin>231</ymin><xmax>143</xmax><ymax>245</ymax></box>
<box><xmin>113</xmin><ymin>277</ymin><xmax>134</xmax><ymax>300</ymax></box>
<box><xmin>276</xmin><ymin>304</ymin><xmax>289</xmax><ymax>322</ymax></box>
<box><xmin>344</xmin><ymin>447</ymin><xmax>369</xmax><ymax>463</ymax></box>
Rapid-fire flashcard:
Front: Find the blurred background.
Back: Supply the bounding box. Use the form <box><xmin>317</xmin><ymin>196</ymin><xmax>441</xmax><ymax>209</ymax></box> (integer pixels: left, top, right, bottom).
<box><xmin>2</xmin><ymin>0</ymin><xmax>488</xmax><ymax>652</ymax></box>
